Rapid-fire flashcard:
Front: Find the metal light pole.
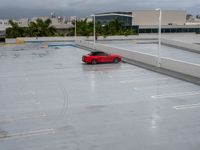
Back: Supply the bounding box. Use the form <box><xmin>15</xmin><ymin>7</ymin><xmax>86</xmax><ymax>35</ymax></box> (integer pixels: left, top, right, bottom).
<box><xmin>91</xmin><ymin>14</ymin><xmax>96</xmax><ymax>45</ymax></box>
<box><xmin>155</xmin><ymin>8</ymin><xmax>162</xmax><ymax>67</ymax></box>
<box><xmin>73</xmin><ymin>16</ymin><xmax>77</xmax><ymax>41</ymax></box>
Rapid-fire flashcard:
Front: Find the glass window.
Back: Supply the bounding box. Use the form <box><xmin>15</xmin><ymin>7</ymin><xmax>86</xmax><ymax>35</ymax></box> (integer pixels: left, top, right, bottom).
<box><xmin>98</xmin><ymin>52</ymin><xmax>108</xmax><ymax>56</ymax></box>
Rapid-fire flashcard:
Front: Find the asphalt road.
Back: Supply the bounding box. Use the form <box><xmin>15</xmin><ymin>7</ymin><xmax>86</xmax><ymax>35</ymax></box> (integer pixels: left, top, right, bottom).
<box><xmin>0</xmin><ymin>43</ymin><xmax>200</xmax><ymax>150</ymax></box>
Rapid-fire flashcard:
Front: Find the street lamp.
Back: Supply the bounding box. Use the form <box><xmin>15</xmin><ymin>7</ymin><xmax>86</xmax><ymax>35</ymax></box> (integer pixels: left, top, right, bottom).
<box><xmin>72</xmin><ymin>16</ymin><xmax>77</xmax><ymax>41</ymax></box>
<box><xmin>91</xmin><ymin>13</ymin><xmax>134</xmax><ymax>45</ymax></box>
<box><xmin>155</xmin><ymin>8</ymin><xmax>162</xmax><ymax>67</ymax></box>
<box><xmin>91</xmin><ymin>14</ymin><xmax>96</xmax><ymax>45</ymax></box>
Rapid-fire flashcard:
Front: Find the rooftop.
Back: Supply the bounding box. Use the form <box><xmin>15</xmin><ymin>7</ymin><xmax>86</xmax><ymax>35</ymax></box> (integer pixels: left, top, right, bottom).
<box><xmin>0</xmin><ymin>43</ymin><xmax>200</xmax><ymax>149</ymax></box>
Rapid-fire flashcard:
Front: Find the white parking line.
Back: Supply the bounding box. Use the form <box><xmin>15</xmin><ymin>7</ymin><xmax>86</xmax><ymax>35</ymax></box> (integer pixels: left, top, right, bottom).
<box><xmin>120</xmin><ymin>77</ymin><xmax>168</xmax><ymax>84</ymax></box>
<box><xmin>19</xmin><ymin>91</ymin><xmax>36</xmax><ymax>96</ymax></box>
<box><xmin>0</xmin><ymin>113</ymin><xmax>47</xmax><ymax>123</ymax></box>
<box><xmin>34</xmin><ymin>101</ymin><xmax>41</xmax><ymax>105</ymax></box>
<box><xmin>117</xmin><ymin>69</ymin><xmax>143</xmax><ymax>72</ymax></box>
<box><xmin>152</xmin><ymin>91</ymin><xmax>200</xmax><ymax>99</ymax></box>
<box><xmin>0</xmin><ymin>128</ymin><xmax>55</xmax><ymax>140</ymax></box>
<box><xmin>109</xmin><ymin>75</ymin><xmax>113</xmax><ymax>78</ymax></box>
<box><xmin>173</xmin><ymin>103</ymin><xmax>200</xmax><ymax>110</ymax></box>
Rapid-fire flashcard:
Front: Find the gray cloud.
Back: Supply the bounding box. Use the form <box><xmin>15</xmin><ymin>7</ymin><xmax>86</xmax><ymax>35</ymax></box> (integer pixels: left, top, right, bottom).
<box><xmin>0</xmin><ymin>0</ymin><xmax>199</xmax><ymax>19</ymax></box>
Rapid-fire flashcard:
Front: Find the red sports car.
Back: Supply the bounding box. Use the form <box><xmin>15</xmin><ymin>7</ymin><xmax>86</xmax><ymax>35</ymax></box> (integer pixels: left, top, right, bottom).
<box><xmin>82</xmin><ymin>51</ymin><xmax>122</xmax><ymax>64</ymax></box>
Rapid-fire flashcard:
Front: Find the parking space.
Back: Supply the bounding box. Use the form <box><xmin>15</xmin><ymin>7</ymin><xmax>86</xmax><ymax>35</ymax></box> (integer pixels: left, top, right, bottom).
<box><xmin>0</xmin><ymin>43</ymin><xmax>200</xmax><ymax>150</ymax></box>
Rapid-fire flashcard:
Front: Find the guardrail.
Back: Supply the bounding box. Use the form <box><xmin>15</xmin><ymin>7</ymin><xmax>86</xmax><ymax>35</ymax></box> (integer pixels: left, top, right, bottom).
<box><xmin>161</xmin><ymin>38</ymin><xmax>200</xmax><ymax>53</ymax></box>
<box><xmin>75</xmin><ymin>40</ymin><xmax>200</xmax><ymax>80</ymax></box>
<box><xmin>161</xmin><ymin>58</ymin><xmax>200</xmax><ymax>78</ymax></box>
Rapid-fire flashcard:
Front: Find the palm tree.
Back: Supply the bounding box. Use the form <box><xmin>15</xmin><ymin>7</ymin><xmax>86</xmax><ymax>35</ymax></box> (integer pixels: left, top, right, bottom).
<box><xmin>76</xmin><ymin>19</ymin><xmax>93</xmax><ymax>36</ymax></box>
<box><xmin>44</xmin><ymin>19</ymin><xmax>56</xmax><ymax>36</ymax></box>
<box><xmin>27</xmin><ymin>19</ymin><xmax>56</xmax><ymax>37</ymax></box>
<box><xmin>6</xmin><ymin>20</ymin><xmax>24</xmax><ymax>38</ymax></box>
<box><xmin>27</xmin><ymin>21</ymin><xmax>38</xmax><ymax>37</ymax></box>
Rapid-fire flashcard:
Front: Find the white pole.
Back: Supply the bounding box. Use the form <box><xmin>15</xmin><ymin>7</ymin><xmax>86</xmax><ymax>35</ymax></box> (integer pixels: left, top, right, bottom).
<box><xmin>75</xmin><ymin>17</ymin><xmax>77</xmax><ymax>41</ymax></box>
<box><xmin>93</xmin><ymin>15</ymin><xmax>96</xmax><ymax>45</ymax></box>
<box><xmin>158</xmin><ymin>9</ymin><xmax>162</xmax><ymax>67</ymax></box>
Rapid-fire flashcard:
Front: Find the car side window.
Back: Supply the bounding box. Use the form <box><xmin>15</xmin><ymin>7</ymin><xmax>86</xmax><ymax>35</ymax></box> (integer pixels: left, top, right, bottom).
<box><xmin>97</xmin><ymin>53</ymin><xmax>102</xmax><ymax>56</ymax></box>
<box><xmin>90</xmin><ymin>52</ymin><xmax>97</xmax><ymax>56</ymax></box>
<box><xmin>98</xmin><ymin>52</ymin><xmax>107</xmax><ymax>56</ymax></box>
<box><xmin>90</xmin><ymin>52</ymin><xmax>108</xmax><ymax>56</ymax></box>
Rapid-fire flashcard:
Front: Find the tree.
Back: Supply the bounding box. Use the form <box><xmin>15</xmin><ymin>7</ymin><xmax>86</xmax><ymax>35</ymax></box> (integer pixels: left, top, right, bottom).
<box><xmin>6</xmin><ymin>19</ymin><xmax>56</xmax><ymax>38</ymax></box>
<box><xmin>27</xmin><ymin>19</ymin><xmax>56</xmax><ymax>37</ymax></box>
<box><xmin>6</xmin><ymin>18</ymin><xmax>137</xmax><ymax>38</ymax></box>
<box><xmin>6</xmin><ymin>20</ymin><xmax>24</xmax><ymax>38</ymax></box>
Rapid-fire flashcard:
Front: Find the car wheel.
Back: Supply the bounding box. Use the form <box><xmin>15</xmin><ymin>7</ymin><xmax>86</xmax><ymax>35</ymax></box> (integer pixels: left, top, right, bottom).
<box><xmin>113</xmin><ymin>58</ymin><xmax>119</xmax><ymax>63</ymax></box>
<box><xmin>91</xmin><ymin>59</ymin><xmax>97</xmax><ymax>64</ymax></box>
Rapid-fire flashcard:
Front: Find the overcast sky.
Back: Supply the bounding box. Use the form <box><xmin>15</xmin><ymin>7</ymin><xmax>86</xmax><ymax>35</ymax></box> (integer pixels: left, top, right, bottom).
<box><xmin>0</xmin><ymin>0</ymin><xmax>199</xmax><ymax>19</ymax></box>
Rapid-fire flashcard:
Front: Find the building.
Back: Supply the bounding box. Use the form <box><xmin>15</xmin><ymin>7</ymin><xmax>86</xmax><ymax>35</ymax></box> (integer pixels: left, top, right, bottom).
<box><xmin>31</xmin><ymin>16</ymin><xmax>67</xmax><ymax>25</ymax></box>
<box><xmin>0</xmin><ymin>29</ymin><xmax>6</xmax><ymax>42</ymax></box>
<box><xmin>95</xmin><ymin>11</ymin><xmax>138</xmax><ymax>33</ymax></box>
<box><xmin>132</xmin><ymin>10</ymin><xmax>186</xmax><ymax>26</ymax></box>
<box><xmin>95</xmin><ymin>12</ymin><xmax>133</xmax><ymax>26</ymax></box>
<box><xmin>79</xmin><ymin>17</ymin><xmax>93</xmax><ymax>23</ymax></box>
<box><xmin>30</xmin><ymin>16</ymin><xmax>73</xmax><ymax>35</ymax></box>
<box><xmin>0</xmin><ymin>15</ymin><xmax>73</xmax><ymax>37</ymax></box>
<box><xmin>95</xmin><ymin>10</ymin><xmax>200</xmax><ymax>33</ymax></box>
<box><xmin>0</xmin><ymin>18</ymin><xmax>29</xmax><ymax>31</ymax></box>
<box><xmin>52</xmin><ymin>23</ymin><xmax>74</xmax><ymax>36</ymax></box>
<box><xmin>0</xmin><ymin>20</ymin><xmax>7</xmax><ymax>42</ymax></box>
<box><xmin>0</xmin><ymin>19</ymin><xmax>10</xmax><ymax>42</ymax></box>
<box><xmin>31</xmin><ymin>16</ymin><xmax>50</xmax><ymax>22</ymax></box>
<box><xmin>17</xmin><ymin>18</ymin><xmax>29</xmax><ymax>27</ymax></box>
<box><xmin>50</xmin><ymin>12</ymin><xmax>56</xmax><ymax>18</ymax></box>
<box><xmin>0</xmin><ymin>18</ymin><xmax>29</xmax><ymax>40</ymax></box>
<box><xmin>0</xmin><ymin>19</ymin><xmax>11</xmax><ymax>31</ymax></box>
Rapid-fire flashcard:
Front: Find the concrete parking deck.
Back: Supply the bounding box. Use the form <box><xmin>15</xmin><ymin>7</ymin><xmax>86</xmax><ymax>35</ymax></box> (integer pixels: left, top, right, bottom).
<box><xmin>0</xmin><ymin>43</ymin><xmax>200</xmax><ymax>150</ymax></box>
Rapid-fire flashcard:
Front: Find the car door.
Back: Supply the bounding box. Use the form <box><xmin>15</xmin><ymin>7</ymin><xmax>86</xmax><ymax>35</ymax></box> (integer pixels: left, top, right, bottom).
<box><xmin>106</xmin><ymin>54</ymin><xmax>114</xmax><ymax>62</ymax></box>
<box><xmin>97</xmin><ymin>52</ymin><xmax>109</xmax><ymax>62</ymax></box>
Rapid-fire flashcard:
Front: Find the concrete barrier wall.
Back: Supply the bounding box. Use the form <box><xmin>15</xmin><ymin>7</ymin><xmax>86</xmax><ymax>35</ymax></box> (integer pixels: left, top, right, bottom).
<box><xmin>6</xmin><ymin>35</ymin><xmax>156</xmax><ymax>43</ymax></box>
<box><xmin>161</xmin><ymin>58</ymin><xmax>200</xmax><ymax>78</ymax></box>
<box><xmin>22</xmin><ymin>37</ymin><xmax>75</xmax><ymax>42</ymax></box>
<box><xmin>161</xmin><ymin>38</ymin><xmax>200</xmax><ymax>53</ymax></box>
<box><xmin>5</xmin><ymin>38</ymin><xmax>16</xmax><ymax>44</ymax></box>
<box><xmin>17</xmin><ymin>36</ymin><xmax>200</xmax><ymax>54</ymax></box>
<box><xmin>76</xmin><ymin>40</ymin><xmax>200</xmax><ymax>79</ymax></box>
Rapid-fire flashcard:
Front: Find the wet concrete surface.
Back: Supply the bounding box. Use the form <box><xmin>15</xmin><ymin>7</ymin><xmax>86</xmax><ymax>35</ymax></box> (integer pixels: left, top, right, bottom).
<box><xmin>99</xmin><ymin>42</ymin><xmax>200</xmax><ymax>64</ymax></box>
<box><xmin>0</xmin><ymin>43</ymin><xmax>200</xmax><ymax>150</ymax></box>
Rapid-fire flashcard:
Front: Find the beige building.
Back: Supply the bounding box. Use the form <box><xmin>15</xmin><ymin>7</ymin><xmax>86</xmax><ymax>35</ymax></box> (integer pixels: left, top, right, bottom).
<box><xmin>17</xmin><ymin>18</ymin><xmax>29</xmax><ymax>27</ymax></box>
<box><xmin>31</xmin><ymin>16</ymin><xmax>49</xmax><ymax>22</ymax></box>
<box><xmin>0</xmin><ymin>18</ymin><xmax>29</xmax><ymax>30</ymax></box>
<box><xmin>96</xmin><ymin>10</ymin><xmax>200</xmax><ymax>33</ymax></box>
<box><xmin>132</xmin><ymin>10</ymin><xmax>186</xmax><ymax>26</ymax></box>
<box><xmin>0</xmin><ymin>19</ymin><xmax>11</xmax><ymax>31</ymax></box>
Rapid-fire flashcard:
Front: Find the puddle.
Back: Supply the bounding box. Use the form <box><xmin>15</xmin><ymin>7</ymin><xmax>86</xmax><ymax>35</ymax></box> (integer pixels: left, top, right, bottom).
<box><xmin>0</xmin><ymin>130</ymin><xmax>9</xmax><ymax>138</ymax></box>
<box><xmin>85</xmin><ymin>105</ymin><xmax>107</xmax><ymax>112</ymax></box>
